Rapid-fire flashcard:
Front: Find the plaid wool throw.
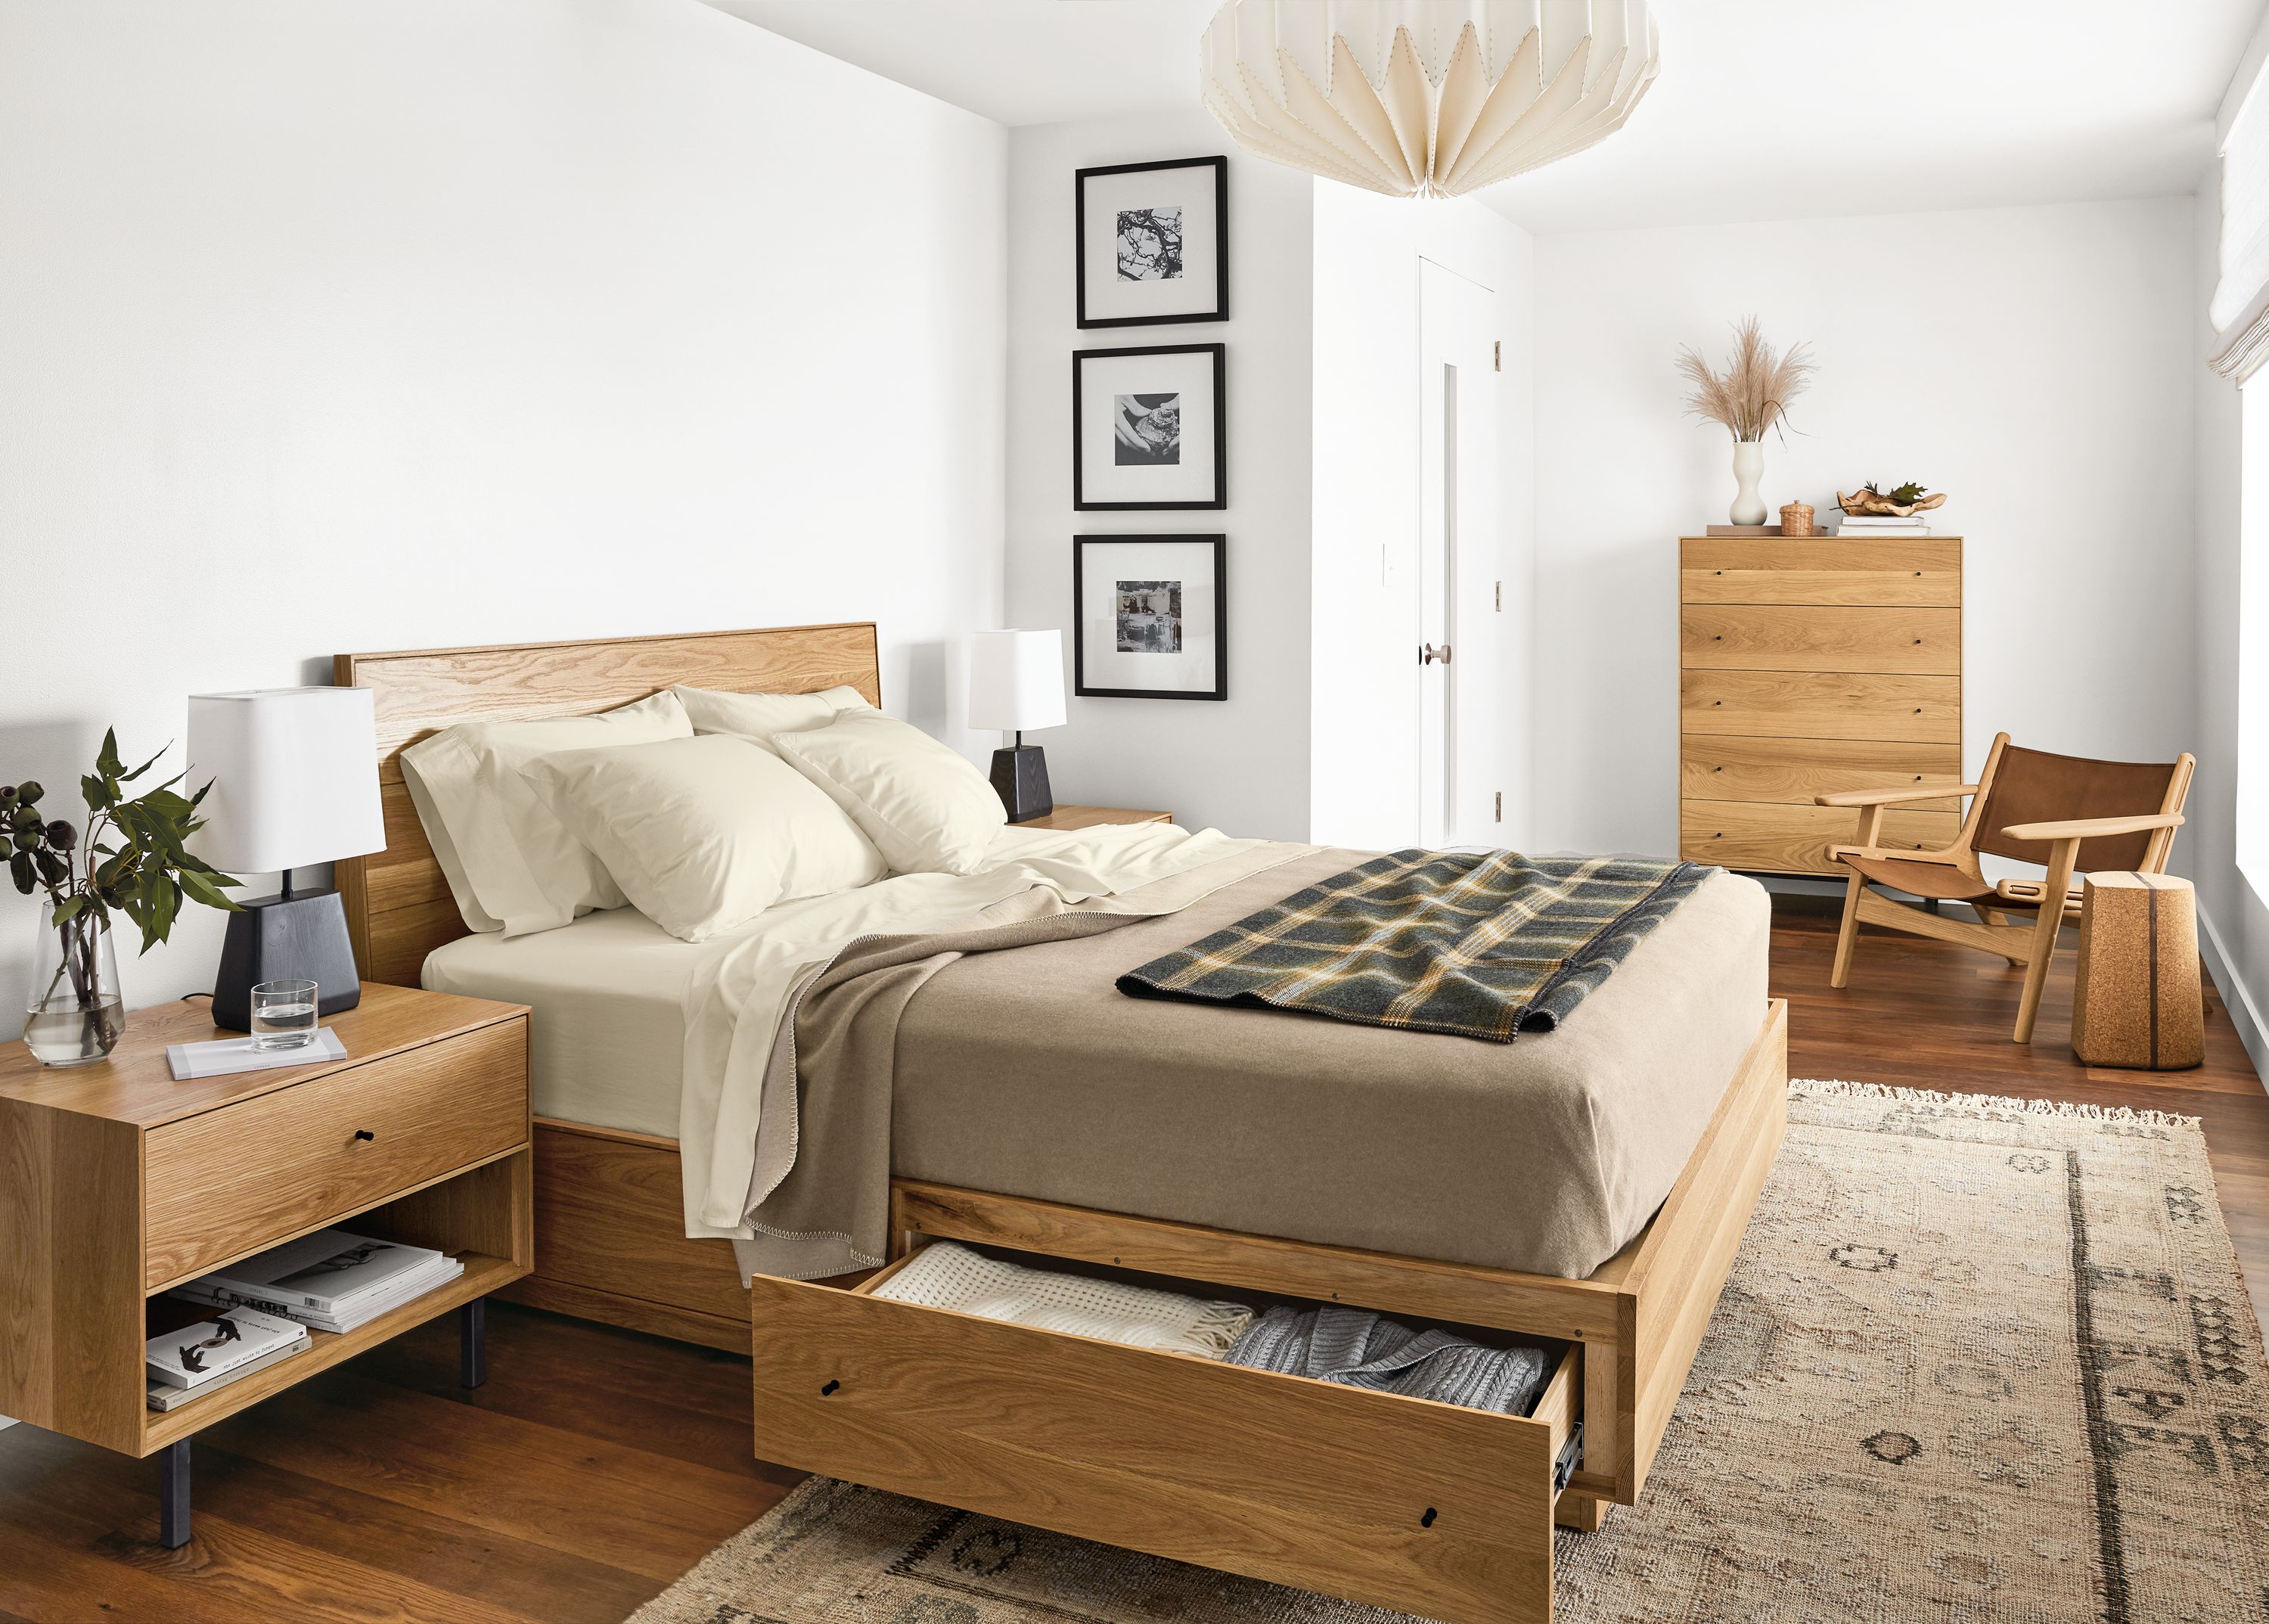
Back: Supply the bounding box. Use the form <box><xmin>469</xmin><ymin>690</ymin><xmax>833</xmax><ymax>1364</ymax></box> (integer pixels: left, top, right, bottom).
<box><xmin>1116</xmin><ymin>849</ymin><xmax>1714</xmax><ymax>1042</ymax></box>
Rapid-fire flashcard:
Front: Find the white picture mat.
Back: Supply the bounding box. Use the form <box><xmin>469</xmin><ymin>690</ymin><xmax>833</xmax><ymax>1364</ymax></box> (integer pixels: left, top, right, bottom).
<box><xmin>1077</xmin><ymin>349</ymin><xmax>1218</xmax><ymax>506</ymax></box>
<box><xmin>1079</xmin><ymin>539</ymin><xmax>1219</xmax><ymax>694</ymax></box>
<box><xmin>1081</xmin><ymin>163</ymin><xmax>1222</xmax><ymax>323</ymax></box>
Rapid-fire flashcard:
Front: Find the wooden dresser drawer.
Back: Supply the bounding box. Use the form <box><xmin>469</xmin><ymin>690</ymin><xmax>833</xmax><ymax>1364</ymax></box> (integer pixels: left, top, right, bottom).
<box><xmin>1682</xmin><ymin>800</ymin><xmax>1960</xmax><ymax>877</ymax></box>
<box><xmin>1681</xmin><ymin>669</ymin><xmax>1960</xmax><ymax>743</ymax></box>
<box><xmin>1681</xmin><ymin>604</ymin><xmax>1960</xmax><ymax>675</ymax></box>
<box><xmin>144</xmin><ymin>1017</ymin><xmax>528</xmax><ymax>1288</ymax></box>
<box><xmin>1680</xmin><ymin>537</ymin><xmax>1961</xmax><ymax>605</ymax></box>
<box><xmin>1680</xmin><ymin>736</ymin><xmax>1966</xmax><ymax>810</ymax></box>
<box><xmin>752</xmin><ymin>1256</ymin><xmax>1578</xmax><ymax>1624</ymax></box>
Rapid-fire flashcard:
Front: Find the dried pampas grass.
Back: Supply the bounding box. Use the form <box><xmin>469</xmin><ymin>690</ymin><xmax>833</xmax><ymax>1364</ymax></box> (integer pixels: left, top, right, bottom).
<box><xmin>1678</xmin><ymin>316</ymin><xmax>1813</xmax><ymax>442</ymax></box>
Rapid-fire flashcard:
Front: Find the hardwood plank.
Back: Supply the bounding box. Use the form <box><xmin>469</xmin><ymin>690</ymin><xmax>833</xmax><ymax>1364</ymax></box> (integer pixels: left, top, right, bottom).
<box><xmin>1682</xmin><ymin>799</ymin><xmax>1958</xmax><ymax>876</ymax></box>
<box><xmin>1681</xmin><ymin>669</ymin><xmax>1961</xmax><ymax>742</ymax></box>
<box><xmin>1681</xmin><ymin>604</ymin><xmax>1961</xmax><ymax>675</ymax></box>
<box><xmin>1680</xmin><ymin>734</ymin><xmax>1964</xmax><ymax>810</ymax></box>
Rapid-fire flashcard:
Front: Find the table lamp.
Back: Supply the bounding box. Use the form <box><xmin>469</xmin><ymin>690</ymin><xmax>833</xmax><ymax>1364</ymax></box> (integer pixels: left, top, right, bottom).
<box><xmin>187</xmin><ymin>687</ymin><xmax>385</xmax><ymax>1032</ymax></box>
<box><xmin>968</xmin><ymin>629</ymin><xmax>1066</xmax><ymax>821</ymax></box>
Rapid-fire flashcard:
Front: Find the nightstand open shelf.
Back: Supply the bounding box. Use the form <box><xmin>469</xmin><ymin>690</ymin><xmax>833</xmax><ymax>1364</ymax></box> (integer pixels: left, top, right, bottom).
<box><xmin>0</xmin><ymin>983</ymin><xmax>532</xmax><ymax>1546</ymax></box>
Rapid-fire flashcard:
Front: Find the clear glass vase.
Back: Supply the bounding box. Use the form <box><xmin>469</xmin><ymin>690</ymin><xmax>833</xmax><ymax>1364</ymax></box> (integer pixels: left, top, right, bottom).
<box><xmin>23</xmin><ymin>906</ymin><xmax>126</xmax><ymax>1067</ymax></box>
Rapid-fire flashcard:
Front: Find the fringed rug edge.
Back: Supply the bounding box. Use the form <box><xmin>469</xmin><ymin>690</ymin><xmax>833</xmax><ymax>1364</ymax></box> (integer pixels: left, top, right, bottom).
<box><xmin>1793</xmin><ymin>1076</ymin><xmax>2201</xmax><ymax>1129</ymax></box>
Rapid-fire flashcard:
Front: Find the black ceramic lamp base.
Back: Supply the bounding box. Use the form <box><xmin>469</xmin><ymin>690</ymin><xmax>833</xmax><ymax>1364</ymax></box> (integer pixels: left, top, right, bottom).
<box><xmin>990</xmin><ymin>744</ymin><xmax>1054</xmax><ymax>823</ymax></box>
<box><xmin>211</xmin><ymin>888</ymin><xmax>364</xmax><ymax>1033</ymax></box>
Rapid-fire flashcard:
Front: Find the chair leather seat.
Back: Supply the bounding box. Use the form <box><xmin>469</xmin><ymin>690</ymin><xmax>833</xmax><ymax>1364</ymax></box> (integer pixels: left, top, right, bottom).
<box><xmin>1834</xmin><ymin>852</ymin><xmax>2028</xmax><ymax>905</ymax></box>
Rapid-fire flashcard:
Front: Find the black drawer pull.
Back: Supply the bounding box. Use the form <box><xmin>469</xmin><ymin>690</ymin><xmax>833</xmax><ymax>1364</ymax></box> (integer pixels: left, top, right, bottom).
<box><xmin>820</xmin><ymin>1379</ymin><xmax>840</xmax><ymax>1396</ymax></box>
<box><xmin>1420</xmin><ymin>1506</ymin><xmax>1438</xmax><ymax>1528</ymax></box>
<box><xmin>352</xmin><ymin>1129</ymin><xmax>375</xmax><ymax>1143</ymax></box>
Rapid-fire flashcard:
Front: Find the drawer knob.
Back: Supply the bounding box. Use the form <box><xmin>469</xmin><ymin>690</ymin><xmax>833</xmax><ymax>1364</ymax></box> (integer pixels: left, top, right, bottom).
<box><xmin>1420</xmin><ymin>1506</ymin><xmax>1439</xmax><ymax>1528</ymax></box>
<box><xmin>352</xmin><ymin>1129</ymin><xmax>375</xmax><ymax>1143</ymax></box>
<box><xmin>821</xmin><ymin>1379</ymin><xmax>840</xmax><ymax>1396</ymax></box>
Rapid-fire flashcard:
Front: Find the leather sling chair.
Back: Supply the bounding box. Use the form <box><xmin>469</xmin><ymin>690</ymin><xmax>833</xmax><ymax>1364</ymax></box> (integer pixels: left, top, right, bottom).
<box><xmin>1817</xmin><ymin>733</ymin><xmax>2195</xmax><ymax>1043</ymax></box>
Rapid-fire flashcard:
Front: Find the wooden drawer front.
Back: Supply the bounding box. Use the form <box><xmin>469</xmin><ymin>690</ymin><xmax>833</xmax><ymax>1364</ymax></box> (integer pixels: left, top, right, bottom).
<box><xmin>144</xmin><ymin>1018</ymin><xmax>528</xmax><ymax>1289</ymax></box>
<box><xmin>1680</xmin><ymin>736</ymin><xmax>1965</xmax><ymax>811</ymax></box>
<box><xmin>1682</xmin><ymin>800</ymin><xmax>1960</xmax><ymax>877</ymax></box>
<box><xmin>1682</xmin><ymin>669</ymin><xmax>1960</xmax><ymax>742</ymax></box>
<box><xmin>1681</xmin><ymin>604</ymin><xmax>1960</xmax><ymax>675</ymax></box>
<box><xmin>1680</xmin><ymin>537</ymin><xmax>1961</xmax><ymax>606</ymax></box>
<box><xmin>752</xmin><ymin>1271</ymin><xmax>1574</xmax><ymax>1624</ymax></box>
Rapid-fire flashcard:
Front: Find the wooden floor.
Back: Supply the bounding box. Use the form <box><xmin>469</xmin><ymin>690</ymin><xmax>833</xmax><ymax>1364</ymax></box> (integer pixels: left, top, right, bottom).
<box><xmin>2</xmin><ymin>895</ymin><xmax>2264</xmax><ymax>1623</ymax></box>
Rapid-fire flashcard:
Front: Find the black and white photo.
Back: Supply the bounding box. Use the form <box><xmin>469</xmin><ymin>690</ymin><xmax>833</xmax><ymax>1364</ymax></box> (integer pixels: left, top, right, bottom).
<box><xmin>1073</xmin><ymin>344</ymin><xmax>1224</xmax><ymax>509</ymax></box>
<box><xmin>1075</xmin><ymin>536</ymin><xmax>1225</xmax><ymax>700</ymax></box>
<box><xmin>1077</xmin><ymin>157</ymin><xmax>1227</xmax><ymax>327</ymax></box>
<box><xmin>1115</xmin><ymin>579</ymin><xmax>1182</xmax><ymax>651</ymax></box>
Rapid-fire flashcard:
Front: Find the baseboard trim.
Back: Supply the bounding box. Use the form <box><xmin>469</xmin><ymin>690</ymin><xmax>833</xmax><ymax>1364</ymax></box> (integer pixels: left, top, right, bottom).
<box><xmin>2198</xmin><ymin>901</ymin><xmax>2269</xmax><ymax>1082</ymax></box>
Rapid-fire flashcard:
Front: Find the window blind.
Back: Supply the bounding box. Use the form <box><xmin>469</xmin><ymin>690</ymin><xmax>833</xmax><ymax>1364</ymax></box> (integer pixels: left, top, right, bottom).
<box><xmin>2215</xmin><ymin>68</ymin><xmax>2269</xmax><ymax>380</ymax></box>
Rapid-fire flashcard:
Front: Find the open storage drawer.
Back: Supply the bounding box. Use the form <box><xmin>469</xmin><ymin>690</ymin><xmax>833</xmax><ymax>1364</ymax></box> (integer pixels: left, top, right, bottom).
<box><xmin>750</xmin><ymin>1247</ymin><xmax>1581</xmax><ymax>1624</ymax></box>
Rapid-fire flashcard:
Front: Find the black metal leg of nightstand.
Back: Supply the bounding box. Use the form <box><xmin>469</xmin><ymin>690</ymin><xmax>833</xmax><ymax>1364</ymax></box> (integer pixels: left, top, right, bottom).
<box><xmin>461</xmin><ymin>1297</ymin><xmax>486</xmax><ymax>1390</ymax></box>
<box><xmin>158</xmin><ymin>1439</ymin><xmax>191</xmax><ymax>1549</ymax></box>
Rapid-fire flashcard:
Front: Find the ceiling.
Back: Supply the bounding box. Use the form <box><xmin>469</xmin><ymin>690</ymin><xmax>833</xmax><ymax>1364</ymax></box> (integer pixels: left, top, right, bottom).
<box><xmin>703</xmin><ymin>0</ymin><xmax>2264</xmax><ymax>233</ymax></box>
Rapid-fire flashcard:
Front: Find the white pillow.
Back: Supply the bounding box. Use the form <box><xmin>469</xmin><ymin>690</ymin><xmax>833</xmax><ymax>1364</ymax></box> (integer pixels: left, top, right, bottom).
<box><xmin>769</xmin><ymin>709</ymin><xmax>1006</xmax><ymax>877</ymax></box>
<box><xmin>528</xmin><ymin>735</ymin><xmax>886</xmax><ymax>942</ymax></box>
<box><xmin>673</xmin><ymin>684</ymin><xmax>872</xmax><ymax>753</ymax></box>
<box><xmin>399</xmin><ymin>691</ymin><xmax>691</xmax><ymax>937</ymax></box>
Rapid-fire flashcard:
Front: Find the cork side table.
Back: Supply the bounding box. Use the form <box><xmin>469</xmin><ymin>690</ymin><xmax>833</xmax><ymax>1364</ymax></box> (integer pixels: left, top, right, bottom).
<box><xmin>2071</xmin><ymin>871</ymin><xmax>2204</xmax><ymax>1070</ymax></box>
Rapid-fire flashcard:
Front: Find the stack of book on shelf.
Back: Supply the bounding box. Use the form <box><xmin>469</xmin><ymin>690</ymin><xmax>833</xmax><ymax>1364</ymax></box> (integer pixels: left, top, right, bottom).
<box><xmin>147</xmin><ymin>1307</ymin><xmax>309</xmax><ymax>1411</ymax></box>
<box><xmin>1835</xmin><ymin>512</ymin><xmax>1935</xmax><ymax>536</ymax></box>
<box><xmin>170</xmin><ymin>1228</ymin><xmax>466</xmax><ymax>1337</ymax></box>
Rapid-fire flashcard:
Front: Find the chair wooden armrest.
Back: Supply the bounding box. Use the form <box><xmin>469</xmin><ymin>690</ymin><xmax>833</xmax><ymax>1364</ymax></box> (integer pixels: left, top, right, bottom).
<box><xmin>1997</xmin><ymin>813</ymin><xmax>2185</xmax><ymax>843</ymax></box>
<box><xmin>1814</xmin><ymin>784</ymin><xmax>1978</xmax><ymax>809</ymax></box>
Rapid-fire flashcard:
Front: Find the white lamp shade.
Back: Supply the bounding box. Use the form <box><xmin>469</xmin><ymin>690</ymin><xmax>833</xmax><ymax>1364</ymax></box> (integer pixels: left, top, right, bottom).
<box><xmin>187</xmin><ymin>687</ymin><xmax>385</xmax><ymax>875</ymax></box>
<box><xmin>967</xmin><ymin>630</ymin><xmax>1066</xmax><ymax>734</ymax></box>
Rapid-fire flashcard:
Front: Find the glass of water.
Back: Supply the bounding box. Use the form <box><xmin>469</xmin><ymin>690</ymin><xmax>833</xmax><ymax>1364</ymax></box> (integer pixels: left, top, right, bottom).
<box><xmin>250</xmin><ymin>980</ymin><xmax>318</xmax><ymax>1051</ymax></box>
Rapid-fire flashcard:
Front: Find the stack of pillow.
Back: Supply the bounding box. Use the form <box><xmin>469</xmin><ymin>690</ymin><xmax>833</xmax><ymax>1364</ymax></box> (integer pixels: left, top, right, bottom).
<box><xmin>400</xmin><ymin>684</ymin><xmax>1009</xmax><ymax>944</ymax></box>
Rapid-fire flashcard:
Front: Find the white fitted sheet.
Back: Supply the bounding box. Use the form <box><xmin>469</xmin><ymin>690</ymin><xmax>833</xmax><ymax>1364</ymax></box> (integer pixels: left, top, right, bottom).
<box><xmin>421</xmin><ymin>905</ymin><xmax>706</xmax><ymax>1138</ymax></box>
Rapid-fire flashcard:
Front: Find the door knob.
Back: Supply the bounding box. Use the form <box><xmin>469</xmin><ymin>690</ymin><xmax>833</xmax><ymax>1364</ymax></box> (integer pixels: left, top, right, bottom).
<box><xmin>1419</xmin><ymin>642</ymin><xmax>1453</xmax><ymax>666</ymax></box>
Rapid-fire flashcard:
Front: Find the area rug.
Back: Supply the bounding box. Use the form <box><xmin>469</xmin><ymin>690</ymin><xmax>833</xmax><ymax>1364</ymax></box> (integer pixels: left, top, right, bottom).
<box><xmin>632</xmin><ymin>1082</ymin><xmax>2269</xmax><ymax>1624</ymax></box>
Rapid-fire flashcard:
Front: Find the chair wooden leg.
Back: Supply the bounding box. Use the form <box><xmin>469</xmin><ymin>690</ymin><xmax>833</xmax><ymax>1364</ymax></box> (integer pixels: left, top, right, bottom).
<box><xmin>1830</xmin><ymin>874</ymin><xmax>1865</xmax><ymax>989</ymax></box>
<box><xmin>2012</xmin><ymin>840</ymin><xmax>2081</xmax><ymax>1043</ymax></box>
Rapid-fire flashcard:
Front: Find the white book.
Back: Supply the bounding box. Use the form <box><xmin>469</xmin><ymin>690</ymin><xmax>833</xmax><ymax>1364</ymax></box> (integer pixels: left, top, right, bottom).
<box><xmin>147</xmin><ymin>1331</ymin><xmax>310</xmax><ymax>1410</ymax></box>
<box><xmin>147</xmin><ymin>1307</ymin><xmax>306</xmax><ymax>1388</ymax></box>
<box><xmin>295</xmin><ymin>1257</ymin><xmax>465</xmax><ymax>1334</ymax></box>
<box><xmin>174</xmin><ymin>1228</ymin><xmax>452</xmax><ymax>1318</ymax></box>
<box><xmin>177</xmin><ymin>1254</ymin><xmax>464</xmax><ymax>1332</ymax></box>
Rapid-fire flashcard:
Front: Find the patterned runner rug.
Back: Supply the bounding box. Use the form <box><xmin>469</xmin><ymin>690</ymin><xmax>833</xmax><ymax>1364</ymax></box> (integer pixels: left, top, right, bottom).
<box><xmin>632</xmin><ymin>1082</ymin><xmax>2269</xmax><ymax>1624</ymax></box>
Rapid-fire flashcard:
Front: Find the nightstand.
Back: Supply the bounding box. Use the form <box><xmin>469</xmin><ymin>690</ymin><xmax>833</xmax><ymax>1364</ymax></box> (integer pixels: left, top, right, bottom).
<box><xmin>1013</xmin><ymin>804</ymin><xmax>1174</xmax><ymax>831</ymax></box>
<box><xmin>0</xmin><ymin>983</ymin><xmax>530</xmax><ymax>1548</ymax></box>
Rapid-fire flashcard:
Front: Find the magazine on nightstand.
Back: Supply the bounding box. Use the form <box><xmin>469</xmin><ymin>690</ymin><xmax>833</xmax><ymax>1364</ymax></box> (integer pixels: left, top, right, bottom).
<box><xmin>146</xmin><ymin>1307</ymin><xmax>308</xmax><ymax>1390</ymax></box>
<box><xmin>169</xmin><ymin>1228</ymin><xmax>465</xmax><ymax>1335</ymax></box>
<box><xmin>147</xmin><ymin>1331</ymin><xmax>312</xmax><ymax>1410</ymax></box>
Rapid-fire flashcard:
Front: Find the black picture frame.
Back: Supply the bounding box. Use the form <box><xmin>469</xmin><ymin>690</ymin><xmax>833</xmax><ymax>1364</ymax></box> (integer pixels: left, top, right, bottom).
<box><xmin>1072</xmin><ymin>534</ymin><xmax>1228</xmax><ymax>702</ymax></box>
<box><xmin>1076</xmin><ymin>155</ymin><xmax>1228</xmax><ymax>329</ymax></box>
<box><xmin>1071</xmin><ymin>342</ymin><xmax>1227</xmax><ymax>511</ymax></box>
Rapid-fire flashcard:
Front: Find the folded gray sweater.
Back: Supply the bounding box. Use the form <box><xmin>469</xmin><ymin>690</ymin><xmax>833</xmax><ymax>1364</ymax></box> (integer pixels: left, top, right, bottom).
<box><xmin>1225</xmin><ymin>1303</ymin><xmax>1551</xmax><ymax>1416</ymax></box>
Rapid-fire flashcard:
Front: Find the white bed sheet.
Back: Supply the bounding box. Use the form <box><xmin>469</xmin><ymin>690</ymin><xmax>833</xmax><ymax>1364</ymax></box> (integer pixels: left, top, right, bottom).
<box><xmin>421</xmin><ymin>905</ymin><xmax>711</xmax><ymax>1138</ymax></box>
<box><xmin>416</xmin><ymin>822</ymin><xmax>1205</xmax><ymax>1143</ymax></box>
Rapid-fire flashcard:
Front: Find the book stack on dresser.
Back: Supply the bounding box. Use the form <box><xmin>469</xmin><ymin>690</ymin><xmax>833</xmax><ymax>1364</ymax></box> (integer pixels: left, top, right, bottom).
<box><xmin>1678</xmin><ymin>535</ymin><xmax>1965</xmax><ymax>876</ymax></box>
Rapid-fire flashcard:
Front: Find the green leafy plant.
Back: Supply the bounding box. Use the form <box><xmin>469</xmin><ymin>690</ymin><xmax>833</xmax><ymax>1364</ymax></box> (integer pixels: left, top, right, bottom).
<box><xmin>10</xmin><ymin>731</ymin><xmax>243</xmax><ymax>1054</ymax></box>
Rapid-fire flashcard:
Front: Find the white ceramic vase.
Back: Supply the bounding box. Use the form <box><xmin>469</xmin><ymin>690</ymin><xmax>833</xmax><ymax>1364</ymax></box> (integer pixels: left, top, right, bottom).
<box><xmin>1729</xmin><ymin>441</ymin><xmax>1767</xmax><ymax>525</ymax></box>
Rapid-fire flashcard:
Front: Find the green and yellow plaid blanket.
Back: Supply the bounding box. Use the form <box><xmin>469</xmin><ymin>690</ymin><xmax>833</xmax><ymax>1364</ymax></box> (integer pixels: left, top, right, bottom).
<box><xmin>1116</xmin><ymin>850</ymin><xmax>1714</xmax><ymax>1042</ymax></box>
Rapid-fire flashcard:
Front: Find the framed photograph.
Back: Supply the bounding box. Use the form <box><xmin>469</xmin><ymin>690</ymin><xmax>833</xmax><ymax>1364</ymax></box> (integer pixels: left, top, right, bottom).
<box><xmin>1076</xmin><ymin>156</ymin><xmax>1228</xmax><ymax>328</ymax></box>
<box><xmin>1073</xmin><ymin>534</ymin><xmax>1227</xmax><ymax>701</ymax></box>
<box><xmin>1072</xmin><ymin>343</ymin><xmax>1226</xmax><ymax>511</ymax></box>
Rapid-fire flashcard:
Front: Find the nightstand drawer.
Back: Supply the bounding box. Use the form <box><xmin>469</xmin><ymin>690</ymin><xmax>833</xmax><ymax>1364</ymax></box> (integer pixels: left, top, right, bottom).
<box><xmin>142</xmin><ymin>1017</ymin><xmax>528</xmax><ymax>1289</ymax></box>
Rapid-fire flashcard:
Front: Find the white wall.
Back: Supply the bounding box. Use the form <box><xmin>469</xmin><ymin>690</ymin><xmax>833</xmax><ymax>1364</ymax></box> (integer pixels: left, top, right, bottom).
<box><xmin>0</xmin><ymin>0</ymin><xmax>1007</xmax><ymax>1031</ymax></box>
<box><xmin>1311</xmin><ymin>187</ymin><xmax>1535</xmax><ymax>851</ymax></box>
<box><xmin>2192</xmin><ymin>179</ymin><xmax>2269</xmax><ymax>1067</ymax></box>
<box><xmin>1530</xmin><ymin>197</ymin><xmax>2199</xmax><ymax>860</ymax></box>
<box><xmin>1004</xmin><ymin>113</ymin><xmax>1314</xmax><ymax>840</ymax></box>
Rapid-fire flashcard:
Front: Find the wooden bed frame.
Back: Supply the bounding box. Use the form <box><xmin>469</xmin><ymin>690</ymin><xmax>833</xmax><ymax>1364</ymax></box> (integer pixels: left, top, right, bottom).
<box><xmin>333</xmin><ymin>623</ymin><xmax>1791</xmax><ymax>1607</ymax></box>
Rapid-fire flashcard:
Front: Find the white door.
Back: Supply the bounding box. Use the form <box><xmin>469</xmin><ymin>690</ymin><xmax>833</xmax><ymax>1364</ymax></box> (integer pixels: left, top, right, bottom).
<box><xmin>1418</xmin><ymin>259</ymin><xmax>1498</xmax><ymax>848</ymax></box>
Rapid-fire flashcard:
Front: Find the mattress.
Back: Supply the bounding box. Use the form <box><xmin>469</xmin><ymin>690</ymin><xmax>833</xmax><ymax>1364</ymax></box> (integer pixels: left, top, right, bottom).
<box><xmin>421</xmin><ymin>905</ymin><xmax>700</xmax><ymax>1138</ymax></box>
<box><xmin>886</xmin><ymin>849</ymin><xmax>1773</xmax><ymax>1278</ymax></box>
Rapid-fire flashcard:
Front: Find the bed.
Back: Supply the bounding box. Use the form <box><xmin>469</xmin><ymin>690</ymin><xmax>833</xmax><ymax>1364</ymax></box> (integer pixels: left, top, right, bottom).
<box><xmin>333</xmin><ymin>623</ymin><xmax>1788</xmax><ymax>1624</ymax></box>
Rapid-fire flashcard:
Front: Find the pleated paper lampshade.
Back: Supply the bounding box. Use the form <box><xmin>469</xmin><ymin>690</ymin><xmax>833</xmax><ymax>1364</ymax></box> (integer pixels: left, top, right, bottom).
<box><xmin>1200</xmin><ymin>0</ymin><xmax>1659</xmax><ymax>199</ymax></box>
